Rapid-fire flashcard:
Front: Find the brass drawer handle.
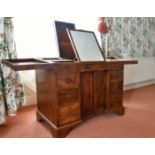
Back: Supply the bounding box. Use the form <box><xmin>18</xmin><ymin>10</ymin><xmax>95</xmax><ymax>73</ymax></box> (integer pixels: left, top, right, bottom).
<box><xmin>66</xmin><ymin>111</ymin><xmax>72</xmax><ymax>116</ymax></box>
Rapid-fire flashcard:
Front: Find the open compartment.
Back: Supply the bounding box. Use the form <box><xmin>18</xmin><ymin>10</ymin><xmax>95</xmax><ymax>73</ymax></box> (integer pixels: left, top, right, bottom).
<box><xmin>2</xmin><ymin>58</ymin><xmax>52</xmax><ymax>71</ymax></box>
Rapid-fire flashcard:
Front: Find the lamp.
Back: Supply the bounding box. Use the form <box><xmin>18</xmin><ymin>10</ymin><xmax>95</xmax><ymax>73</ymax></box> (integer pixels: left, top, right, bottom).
<box><xmin>98</xmin><ymin>17</ymin><xmax>108</xmax><ymax>58</ymax></box>
<box><xmin>98</xmin><ymin>17</ymin><xmax>108</xmax><ymax>34</ymax></box>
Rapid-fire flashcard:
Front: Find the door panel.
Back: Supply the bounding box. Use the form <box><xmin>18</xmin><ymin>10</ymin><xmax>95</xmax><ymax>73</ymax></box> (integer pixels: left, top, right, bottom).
<box><xmin>94</xmin><ymin>70</ymin><xmax>106</xmax><ymax>113</ymax></box>
<box><xmin>81</xmin><ymin>72</ymin><xmax>94</xmax><ymax>118</ymax></box>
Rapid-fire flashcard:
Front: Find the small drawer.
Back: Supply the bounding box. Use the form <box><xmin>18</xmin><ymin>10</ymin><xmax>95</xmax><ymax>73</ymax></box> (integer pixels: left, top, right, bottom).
<box><xmin>58</xmin><ymin>89</ymin><xmax>80</xmax><ymax>104</ymax></box>
<box><xmin>58</xmin><ymin>103</ymin><xmax>81</xmax><ymax>125</ymax></box>
<box><xmin>57</xmin><ymin>75</ymin><xmax>79</xmax><ymax>89</ymax></box>
<box><xmin>80</xmin><ymin>63</ymin><xmax>108</xmax><ymax>72</ymax></box>
<box><xmin>55</xmin><ymin>63</ymin><xmax>79</xmax><ymax>76</ymax></box>
<box><xmin>110</xmin><ymin>70</ymin><xmax>123</xmax><ymax>82</ymax></box>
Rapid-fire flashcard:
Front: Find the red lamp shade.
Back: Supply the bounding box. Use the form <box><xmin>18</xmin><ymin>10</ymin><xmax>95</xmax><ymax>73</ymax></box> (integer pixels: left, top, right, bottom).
<box><xmin>98</xmin><ymin>17</ymin><xmax>108</xmax><ymax>34</ymax></box>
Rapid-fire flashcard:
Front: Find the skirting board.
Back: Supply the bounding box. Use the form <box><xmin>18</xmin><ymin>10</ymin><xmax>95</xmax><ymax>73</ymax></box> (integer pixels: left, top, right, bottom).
<box><xmin>124</xmin><ymin>79</ymin><xmax>155</xmax><ymax>91</ymax></box>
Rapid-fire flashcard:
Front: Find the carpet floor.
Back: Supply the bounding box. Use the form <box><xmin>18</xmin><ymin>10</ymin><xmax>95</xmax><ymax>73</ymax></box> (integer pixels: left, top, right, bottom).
<box><xmin>0</xmin><ymin>84</ymin><xmax>155</xmax><ymax>138</ymax></box>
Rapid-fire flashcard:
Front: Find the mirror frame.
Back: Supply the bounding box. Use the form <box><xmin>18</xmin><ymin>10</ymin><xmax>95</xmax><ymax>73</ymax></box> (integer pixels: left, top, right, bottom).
<box><xmin>67</xmin><ymin>29</ymin><xmax>106</xmax><ymax>61</ymax></box>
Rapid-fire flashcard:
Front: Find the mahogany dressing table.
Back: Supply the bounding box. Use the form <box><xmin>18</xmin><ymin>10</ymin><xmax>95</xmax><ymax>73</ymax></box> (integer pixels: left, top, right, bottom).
<box><xmin>3</xmin><ymin>21</ymin><xmax>138</xmax><ymax>138</ymax></box>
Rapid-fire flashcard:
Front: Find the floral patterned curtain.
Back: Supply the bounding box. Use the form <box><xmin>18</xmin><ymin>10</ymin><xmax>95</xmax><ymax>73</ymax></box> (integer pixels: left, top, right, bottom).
<box><xmin>102</xmin><ymin>17</ymin><xmax>155</xmax><ymax>58</ymax></box>
<box><xmin>0</xmin><ymin>17</ymin><xmax>25</xmax><ymax>125</ymax></box>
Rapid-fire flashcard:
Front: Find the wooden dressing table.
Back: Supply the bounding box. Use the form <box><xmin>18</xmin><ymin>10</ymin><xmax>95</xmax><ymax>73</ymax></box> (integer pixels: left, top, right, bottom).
<box><xmin>3</xmin><ymin>21</ymin><xmax>138</xmax><ymax>138</ymax></box>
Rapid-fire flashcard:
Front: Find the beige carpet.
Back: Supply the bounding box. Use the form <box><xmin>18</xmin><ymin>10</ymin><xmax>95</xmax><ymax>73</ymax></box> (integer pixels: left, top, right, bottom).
<box><xmin>0</xmin><ymin>84</ymin><xmax>155</xmax><ymax>138</ymax></box>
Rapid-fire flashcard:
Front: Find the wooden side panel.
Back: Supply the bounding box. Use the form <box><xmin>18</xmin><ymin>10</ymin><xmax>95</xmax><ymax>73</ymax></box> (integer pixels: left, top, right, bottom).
<box><xmin>36</xmin><ymin>69</ymin><xmax>58</xmax><ymax>125</ymax></box>
<box><xmin>109</xmin><ymin>69</ymin><xmax>124</xmax><ymax>111</ymax></box>
<box><xmin>81</xmin><ymin>72</ymin><xmax>94</xmax><ymax>118</ymax></box>
<box><xmin>94</xmin><ymin>70</ymin><xmax>106</xmax><ymax>113</ymax></box>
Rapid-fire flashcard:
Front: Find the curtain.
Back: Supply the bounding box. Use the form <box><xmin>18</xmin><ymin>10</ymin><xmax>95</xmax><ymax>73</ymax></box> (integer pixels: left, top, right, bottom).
<box><xmin>103</xmin><ymin>17</ymin><xmax>155</xmax><ymax>58</ymax></box>
<box><xmin>0</xmin><ymin>17</ymin><xmax>25</xmax><ymax>125</ymax></box>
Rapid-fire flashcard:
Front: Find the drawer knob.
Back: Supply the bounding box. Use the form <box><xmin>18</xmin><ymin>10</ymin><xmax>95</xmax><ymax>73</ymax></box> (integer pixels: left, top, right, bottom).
<box><xmin>84</xmin><ymin>64</ymin><xmax>91</xmax><ymax>69</ymax></box>
<box><xmin>67</xmin><ymin>94</ymin><xmax>71</xmax><ymax>98</ymax></box>
<box><xmin>65</xmin><ymin>78</ymin><xmax>72</xmax><ymax>83</ymax></box>
<box><xmin>67</xmin><ymin>111</ymin><xmax>72</xmax><ymax>116</ymax></box>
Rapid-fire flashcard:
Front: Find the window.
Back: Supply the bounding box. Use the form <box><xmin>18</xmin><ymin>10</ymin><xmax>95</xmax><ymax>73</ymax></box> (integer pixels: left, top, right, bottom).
<box><xmin>13</xmin><ymin>17</ymin><xmax>99</xmax><ymax>58</ymax></box>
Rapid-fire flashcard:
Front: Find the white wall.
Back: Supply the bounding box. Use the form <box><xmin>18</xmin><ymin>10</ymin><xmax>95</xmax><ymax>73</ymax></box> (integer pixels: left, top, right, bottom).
<box><xmin>124</xmin><ymin>57</ymin><xmax>155</xmax><ymax>89</ymax></box>
<box><xmin>13</xmin><ymin>17</ymin><xmax>99</xmax><ymax>58</ymax></box>
<box><xmin>20</xmin><ymin>71</ymin><xmax>36</xmax><ymax>92</ymax></box>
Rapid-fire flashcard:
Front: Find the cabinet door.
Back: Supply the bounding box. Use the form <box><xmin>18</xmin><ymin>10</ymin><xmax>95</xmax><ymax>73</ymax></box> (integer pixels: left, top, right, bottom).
<box><xmin>81</xmin><ymin>72</ymin><xmax>94</xmax><ymax>118</ymax></box>
<box><xmin>94</xmin><ymin>70</ymin><xmax>106</xmax><ymax>113</ymax></box>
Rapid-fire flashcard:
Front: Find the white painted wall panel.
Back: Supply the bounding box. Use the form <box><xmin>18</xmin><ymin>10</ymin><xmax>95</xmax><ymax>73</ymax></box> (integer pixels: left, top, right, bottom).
<box><xmin>124</xmin><ymin>58</ymin><xmax>155</xmax><ymax>85</ymax></box>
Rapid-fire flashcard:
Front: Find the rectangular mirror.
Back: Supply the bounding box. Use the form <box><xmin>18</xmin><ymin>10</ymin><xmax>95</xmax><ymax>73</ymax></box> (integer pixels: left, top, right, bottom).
<box><xmin>67</xmin><ymin>29</ymin><xmax>105</xmax><ymax>61</ymax></box>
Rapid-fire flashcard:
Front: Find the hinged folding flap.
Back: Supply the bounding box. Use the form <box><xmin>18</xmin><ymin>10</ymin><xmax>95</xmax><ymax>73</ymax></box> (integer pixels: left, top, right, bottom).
<box><xmin>54</xmin><ymin>21</ymin><xmax>77</xmax><ymax>60</ymax></box>
<box><xmin>2</xmin><ymin>58</ymin><xmax>55</xmax><ymax>71</ymax></box>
